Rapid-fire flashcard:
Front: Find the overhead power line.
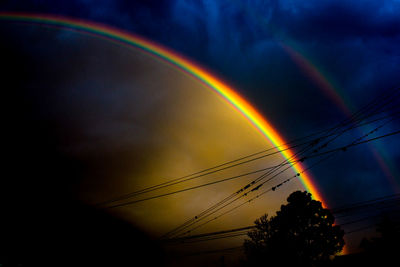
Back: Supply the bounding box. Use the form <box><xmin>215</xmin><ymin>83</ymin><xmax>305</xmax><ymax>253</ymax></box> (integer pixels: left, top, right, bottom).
<box><xmin>164</xmin><ymin>194</ymin><xmax>400</xmax><ymax>244</ymax></box>
<box><xmin>104</xmin><ymin>117</ymin><xmax>400</xmax><ymax>209</ymax></box>
<box><xmin>332</xmin><ymin>193</ymin><xmax>400</xmax><ymax>214</ymax></box>
<box><xmin>165</xmin><ymin>127</ymin><xmax>400</xmax><ymax>238</ymax></box>
<box><xmin>94</xmin><ymin>86</ymin><xmax>400</xmax><ymax>241</ymax></box>
<box><xmin>97</xmin><ymin>86</ymin><xmax>400</xmax><ymax>207</ymax></box>
<box><xmin>162</xmin><ymin>111</ymin><xmax>399</xmax><ymax>238</ymax></box>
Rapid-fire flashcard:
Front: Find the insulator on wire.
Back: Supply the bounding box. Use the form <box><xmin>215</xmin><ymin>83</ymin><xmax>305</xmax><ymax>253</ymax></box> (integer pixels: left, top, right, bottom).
<box><xmin>251</xmin><ymin>184</ymin><xmax>263</xmax><ymax>191</ymax></box>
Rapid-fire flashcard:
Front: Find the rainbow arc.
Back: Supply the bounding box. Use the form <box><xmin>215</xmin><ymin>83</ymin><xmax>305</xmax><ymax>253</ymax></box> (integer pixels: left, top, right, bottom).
<box><xmin>0</xmin><ymin>12</ymin><xmax>325</xmax><ymax>204</ymax></box>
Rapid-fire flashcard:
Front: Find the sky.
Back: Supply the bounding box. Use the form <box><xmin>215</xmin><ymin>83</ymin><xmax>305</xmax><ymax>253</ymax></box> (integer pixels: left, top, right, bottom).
<box><xmin>1</xmin><ymin>0</ymin><xmax>400</xmax><ymax>265</ymax></box>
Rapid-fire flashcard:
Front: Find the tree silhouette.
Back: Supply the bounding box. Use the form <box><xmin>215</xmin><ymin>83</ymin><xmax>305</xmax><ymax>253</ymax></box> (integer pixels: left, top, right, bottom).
<box><xmin>243</xmin><ymin>191</ymin><xmax>344</xmax><ymax>266</ymax></box>
<box><xmin>359</xmin><ymin>216</ymin><xmax>400</xmax><ymax>265</ymax></box>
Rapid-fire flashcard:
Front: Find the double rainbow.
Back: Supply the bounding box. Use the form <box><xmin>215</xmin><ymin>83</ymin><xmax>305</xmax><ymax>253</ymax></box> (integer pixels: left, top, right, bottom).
<box><xmin>0</xmin><ymin>12</ymin><xmax>325</xmax><ymax>204</ymax></box>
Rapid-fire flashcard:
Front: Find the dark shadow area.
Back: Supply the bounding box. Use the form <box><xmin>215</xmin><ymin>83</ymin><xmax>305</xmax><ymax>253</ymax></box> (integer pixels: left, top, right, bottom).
<box><xmin>1</xmin><ymin>42</ymin><xmax>164</xmax><ymax>266</ymax></box>
<box><xmin>331</xmin><ymin>216</ymin><xmax>400</xmax><ymax>267</ymax></box>
<box><xmin>2</xmin><ymin>202</ymin><xmax>165</xmax><ymax>266</ymax></box>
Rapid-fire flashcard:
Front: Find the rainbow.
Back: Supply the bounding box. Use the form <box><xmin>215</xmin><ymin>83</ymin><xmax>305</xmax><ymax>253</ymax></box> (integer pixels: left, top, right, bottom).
<box><xmin>0</xmin><ymin>12</ymin><xmax>326</xmax><ymax>204</ymax></box>
<box><xmin>227</xmin><ymin>0</ymin><xmax>399</xmax><ymax>196</ymax></box>
<box><xmin>283</xmin><ymin>42</ymin><xmax>400</xmax><ymax>193</ymax></box>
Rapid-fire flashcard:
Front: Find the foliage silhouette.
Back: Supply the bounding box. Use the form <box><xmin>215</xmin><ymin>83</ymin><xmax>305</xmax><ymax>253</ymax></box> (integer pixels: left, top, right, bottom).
<box><xmin>243</xmin><ymin>191</ymin><xmax>344</xmax><ymax>266</ymax></box>
<box><xmin>358</xmin><ymin>216</ymin><xmax>400</xmax><ymax>265</ymax></box>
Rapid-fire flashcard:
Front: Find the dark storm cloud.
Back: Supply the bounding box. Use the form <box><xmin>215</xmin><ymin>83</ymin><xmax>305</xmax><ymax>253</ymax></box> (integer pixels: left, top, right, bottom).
<box><xmin>0</xmin><ymin>23</ymin><xmax>177</xmax><ymax>195</ymax></box>
<box><xmin>2</xmin><ymin>1</ymin><xmax>399</xmax><ymax>77</ymax></box>
<box><xmin>265</xmin><ymin>0</ymin><xmax>400</xmax><ymax>40</ymax></box>
<box><xmin>3</xmin><ymin>0</ymin><xmax>400</xmax><ymax>40</ymax></box>
<box><xmin>0</xmin><ymin>0</ymin><xmax>400</xmax><ymax>264</ymax></box>
<box><xmin>1</xmin><ymin>1</ymin><xmax>399</xmax><ymax>257</ymax></box>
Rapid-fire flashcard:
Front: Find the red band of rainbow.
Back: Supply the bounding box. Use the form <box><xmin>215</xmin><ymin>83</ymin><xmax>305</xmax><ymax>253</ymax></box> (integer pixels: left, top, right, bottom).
<box><xmin>0</xmin><ymin>12</ymin><xmax>326</xmax><ymax>205</ymax></box>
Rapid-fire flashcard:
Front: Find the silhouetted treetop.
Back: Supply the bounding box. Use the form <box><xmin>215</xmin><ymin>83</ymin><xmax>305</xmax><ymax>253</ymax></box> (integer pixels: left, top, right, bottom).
<box><xmin>244</xmin><ymin>191</ymin><xmax>344</xmax><ymax>266</ymax></box>
<box><xmin>359</xmin><ymin>215</ymin><xmax>400</xmax><ymax>264</ymax></box>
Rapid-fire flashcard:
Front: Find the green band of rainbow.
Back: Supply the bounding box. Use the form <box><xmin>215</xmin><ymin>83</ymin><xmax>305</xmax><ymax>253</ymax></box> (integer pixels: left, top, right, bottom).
<box><xmin>0</xmin><ymin>12</ymin><xmax>326</xmax><ymax>205</ymax></box>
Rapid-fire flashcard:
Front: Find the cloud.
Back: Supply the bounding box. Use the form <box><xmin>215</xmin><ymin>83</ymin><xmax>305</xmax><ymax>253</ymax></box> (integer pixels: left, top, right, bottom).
<box><xmin>280</xmin><ymin>0</ymin><xmax>400</xmax><ymax>41</ymax></box>
<box><xmin>2</xmin><ymin>0</ymin><xmax>399</xmax><ymax>242</ymax></box>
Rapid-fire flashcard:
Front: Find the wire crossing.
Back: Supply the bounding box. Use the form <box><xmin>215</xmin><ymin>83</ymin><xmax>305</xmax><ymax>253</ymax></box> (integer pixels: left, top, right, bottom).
<box><xmin>97</xmin><ymin>86</ymin><xmax>400</xmax><ymax>208</ymax></box>
<box><xmin>103</xmin><ymin>111</ymin><xmax>400</xmax><ymax>209</ymax></box>
<box><xmin>164</xmin><ymin>194</ymin><xmax>400</xmax><ymax>244</ymax></box>
<box><xmin>159</xmin><ymin>86</ymin><xmax>400</xmax><ymax>235</ymax></box>
<box><xmin>164</xmin><ymin>124</ymin><xmax>400</xmax><ymax>238</ymax></box>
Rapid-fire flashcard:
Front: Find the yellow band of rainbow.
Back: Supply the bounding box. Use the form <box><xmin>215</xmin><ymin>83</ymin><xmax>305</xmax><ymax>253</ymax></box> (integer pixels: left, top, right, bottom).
<box><xmin>0</xmin><ymin>12</ymin><xmax>326</xmax><ymax>205</ymax></box>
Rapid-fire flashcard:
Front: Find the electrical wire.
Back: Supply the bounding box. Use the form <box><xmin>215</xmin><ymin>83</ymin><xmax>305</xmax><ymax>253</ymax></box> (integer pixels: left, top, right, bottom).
<box><xmin>97</xmin><ymin>86</ymin><xmax>400</xmax><ymax>207</ymax></box>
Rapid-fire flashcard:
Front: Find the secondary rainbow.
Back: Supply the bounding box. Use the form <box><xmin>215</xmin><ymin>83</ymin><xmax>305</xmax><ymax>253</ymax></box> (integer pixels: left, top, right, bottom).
<box><xmin>226</xmin><ymin>0</ymin><xmax>399</xmax><ymax>195</ymax></box>
<box><xmin>282</xmin><ymin>42</ymin><xmax>400</xmax><ymax>193</ymax></box>
<box><xmin>0</xmin><ymin>12</ymin><xmax>326</xmax><ymax>204</ymax></box>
